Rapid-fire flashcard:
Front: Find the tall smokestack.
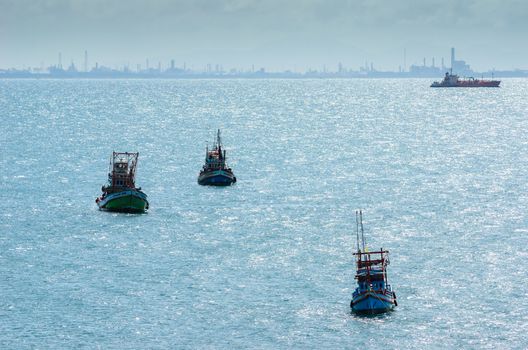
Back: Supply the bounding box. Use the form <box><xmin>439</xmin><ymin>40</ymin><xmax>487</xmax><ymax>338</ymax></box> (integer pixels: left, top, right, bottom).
<box><xmin>84</xmin><ymin>50</ymin><xmax>88</xmax><ymax>72</ymax></box>
<box><xmin>403</xmin><ymin>48</ymin><xmax>406</xmax><ymax>72</ymax></box>
<box><xmin>451</xmin><ymin>48</ymin><xmax>455</xmax><ymax>69</ymax></box>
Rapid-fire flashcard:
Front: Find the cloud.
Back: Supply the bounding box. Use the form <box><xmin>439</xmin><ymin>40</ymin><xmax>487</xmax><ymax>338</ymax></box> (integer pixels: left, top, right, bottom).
<box><xmin>0</xmin><ymin>0</ymin><xmax>527</xmax><ymax>70</ymax></box>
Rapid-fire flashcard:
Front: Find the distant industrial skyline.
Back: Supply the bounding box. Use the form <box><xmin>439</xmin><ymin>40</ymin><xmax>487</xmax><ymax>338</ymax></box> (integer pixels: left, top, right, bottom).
<box><xmin>1</xmin><ymin>47</ymin><xmax>525</xmax><ymax>76</ymax></box>
<box><xmin>2</xmin><ymin>47</ymin><xmax>527</xmax><ymax>79</ymax></box>
<box><xmin>1</xmin><ymin>0</ymin><xmax>527</xmax><ymax>72</ymax></box>
<box><xmin>1</xmin><ymin>46</ymin><xmax>526</xmax><ymax>74</ymax></box>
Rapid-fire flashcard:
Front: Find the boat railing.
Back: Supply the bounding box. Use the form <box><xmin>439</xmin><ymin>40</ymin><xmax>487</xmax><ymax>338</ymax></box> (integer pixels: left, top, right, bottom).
<box><xmin>353</xmin><ymin>249</ymin><xmax>389</xmax><ymax>256</ymax></box>
<box><xmin>357</xmin><ymin>259</ymin><xmax>384</xmax><ymax>268</ymax></box>
<box><xmin>354</xmin><ymin>287</ymin><xmax>394</xmax><ymax>298</ymax></box>
<box><xmin>354</xmin><ymin>251</ymin><xmax>388</xmax><ymax>267</ymax></box>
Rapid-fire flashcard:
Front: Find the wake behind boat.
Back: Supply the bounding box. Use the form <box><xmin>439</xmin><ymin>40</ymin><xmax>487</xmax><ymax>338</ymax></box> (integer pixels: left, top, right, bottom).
<box><xmin>350</xmin><ymin>210</ymin><xmax>397</xmax><ymax>315</ymax></box>
<box><xmin>96</xmin><ymin>152</ymin><xmax>149</xmax><ymax>213</ymax></box>
<box><xmin>198</xmin><ymin>129</ymin><xmax>236</xmax><ymax>186</ymax></box>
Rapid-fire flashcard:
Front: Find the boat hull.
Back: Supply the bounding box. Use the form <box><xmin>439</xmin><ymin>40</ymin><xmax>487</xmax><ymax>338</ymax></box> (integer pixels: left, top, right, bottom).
<box><xmin>431</xmin><ymin>81</ymin><xmax>500</xmax><ymax>88</ymax></box>
<box><xmin>198</xmin><ymin>170</ymin><xmax>236</xmax><ymax>186</ymax></box>
<box><xmin>351</xmin><ymin>292</ymin><xmax>396</xmax><ymax>314</ymax></box>
<box><xmin>96</xmin><ymin>190</ymin><xmax>149</xmax><ymax>213</ymax></box>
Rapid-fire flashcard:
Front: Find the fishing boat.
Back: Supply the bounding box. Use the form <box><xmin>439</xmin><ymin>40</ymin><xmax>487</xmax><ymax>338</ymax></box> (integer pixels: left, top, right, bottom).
<box><xmin>431</xmin><ymin>71</ymin><xmax>500</xmax><ymax>87</ymax></box>
<box><xmin>95</xmin><ymin>152</ymin><xmax>149</xmax><ymax>213</ymax></box>
<box><xmin>198</xmin><ymin>129</ymin><xmax>237</xmax><ymax>186</ymax></box>
<box><xmin>350</xmin><ymin>210</ymin><xmax>397</xmax><ymax>314</ymax></box>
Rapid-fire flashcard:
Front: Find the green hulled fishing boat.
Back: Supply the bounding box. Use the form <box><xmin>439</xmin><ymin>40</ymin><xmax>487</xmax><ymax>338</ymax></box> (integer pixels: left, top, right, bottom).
<box><xmin>96</xmin><ymin>152</ymin><xmax>149</xmax><ymax>213</ymax></box>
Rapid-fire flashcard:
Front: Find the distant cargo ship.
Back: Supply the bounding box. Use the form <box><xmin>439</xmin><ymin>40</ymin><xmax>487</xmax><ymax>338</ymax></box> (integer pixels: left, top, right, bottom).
<box><xmin>431</xmin><ymin>71</ymin><xmax>500</xmax><ymax>88</ymax></box>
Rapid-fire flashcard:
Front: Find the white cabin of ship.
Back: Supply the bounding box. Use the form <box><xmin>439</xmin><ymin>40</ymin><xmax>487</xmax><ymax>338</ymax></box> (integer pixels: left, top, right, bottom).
<box><xmin>443</xmin><ymin>72</ymin><xmax>459</xmax><ymax>84</ymax></box>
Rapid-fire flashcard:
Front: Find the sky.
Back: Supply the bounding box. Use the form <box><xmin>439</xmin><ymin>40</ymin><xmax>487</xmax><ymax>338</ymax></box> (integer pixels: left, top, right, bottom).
<box><xmin>1</xmin><ymin>0</ymin><xmax>527</xmax><ymax>72</ymax></box>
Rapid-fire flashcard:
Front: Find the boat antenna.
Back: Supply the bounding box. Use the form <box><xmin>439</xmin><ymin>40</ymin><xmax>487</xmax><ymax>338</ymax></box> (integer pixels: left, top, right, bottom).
<box><xmin>360</xmin><ymin>210</ymin><xmax>366</xmax><ymax>251</ymax></box>
<box><xmin>355</xmin><ymin>210</ymin><xmax>360</xmax><ymax>252</ymax></box>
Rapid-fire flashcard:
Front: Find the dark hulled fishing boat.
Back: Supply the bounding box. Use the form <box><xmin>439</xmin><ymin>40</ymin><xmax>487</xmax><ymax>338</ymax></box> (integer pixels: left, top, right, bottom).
<box><xmin>96</xmin><ymin>152</ymin><xmax>149</xmax><ymax>213</ymax></box>
<box><xmin>198</xmin><ymin>129</ymin><xmax>236</xmax><ymax>186</ymax></box>
<box><xmin>350</xmin><ymin>210</ymin><xmax>397</xmax><ymax>314</ymax></box>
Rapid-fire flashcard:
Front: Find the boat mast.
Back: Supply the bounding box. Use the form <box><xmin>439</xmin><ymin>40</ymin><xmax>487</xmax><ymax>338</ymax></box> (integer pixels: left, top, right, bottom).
<box><xmin>217</xmin><ymin>129</ymin><xmax>224</xmax><ymax>161</ymax></box>
<box><xmin>128</xmin><ymin>152</ymin><xmax>138</xmax><ymax>188</ymax></box>
<box><xmin>359</xmin><ymin>210</ymin><xmax>366</xmax><ymax>252</ymax></box>
<box><xmin>217</xmin><ymin>129</ymin><xmax>221</xmax><ymax>148</ymax></box>
<box><xmin>384</xmin><ymin>251</ymin><xmax>389</xmax><ymax>286</ymax></box>
<box><xmin>108</xmin><ymin>152</ymin><xmax>113</xmax><ymax>173</ymax></box>
<box><xmin>355</xmin><ymin>210</ymin><xmax>360</xmax><ymax>253</ymax></box>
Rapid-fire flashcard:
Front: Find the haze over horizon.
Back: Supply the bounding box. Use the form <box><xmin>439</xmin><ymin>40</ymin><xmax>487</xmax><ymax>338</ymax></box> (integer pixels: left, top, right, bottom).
<box><xmin>1</xmin><ymin>0</ymin><xmax>527</xmax><ymax>72</ymax></box>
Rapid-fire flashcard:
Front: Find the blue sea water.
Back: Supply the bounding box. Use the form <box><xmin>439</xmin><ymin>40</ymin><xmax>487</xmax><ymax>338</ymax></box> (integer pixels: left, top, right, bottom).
<box><xmin>1</xmin><ymin>78</ymin><xmax>528</xmax><ymax>349</ymax></box>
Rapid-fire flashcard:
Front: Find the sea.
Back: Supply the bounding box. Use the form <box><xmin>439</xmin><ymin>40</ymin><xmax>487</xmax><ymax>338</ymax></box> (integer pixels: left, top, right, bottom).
<box><xmin>1</xmin><ymin>78</ymin><xmax>528</xmax><ymax>349</ymax></box>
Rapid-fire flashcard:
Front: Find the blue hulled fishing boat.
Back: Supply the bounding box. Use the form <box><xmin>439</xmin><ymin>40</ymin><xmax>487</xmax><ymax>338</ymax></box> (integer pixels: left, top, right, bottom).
<box><xmin>350</xmin><ymin>210</ymin><xmax>397</xmax><ymax>314</ymax></box>
<box><xmin>198</xmin><ymin>129</ymin><xmax>236</xmax><ymax>186</ymax></box>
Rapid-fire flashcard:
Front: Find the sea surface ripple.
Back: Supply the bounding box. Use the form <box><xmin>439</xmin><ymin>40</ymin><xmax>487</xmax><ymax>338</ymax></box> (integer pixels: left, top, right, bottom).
<box><xmin>1</xmin><ymin>78</ymin><xmax>528</xmax><ymax>349</ymax></box>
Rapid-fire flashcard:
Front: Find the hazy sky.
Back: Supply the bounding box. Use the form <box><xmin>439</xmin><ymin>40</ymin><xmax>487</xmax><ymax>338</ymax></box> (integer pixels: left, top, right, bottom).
<box><xmin>1</xmin><ymin>0</ymin><xmax>527</xmax><ymax>71</ymax></box>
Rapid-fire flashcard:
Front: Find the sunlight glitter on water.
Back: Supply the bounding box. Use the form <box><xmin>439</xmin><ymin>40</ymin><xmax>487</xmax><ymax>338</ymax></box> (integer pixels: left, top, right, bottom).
<box><xmin>1</xmin><ymin>78</ymin><xmax>528</xmax><ymax>348</ymax></box>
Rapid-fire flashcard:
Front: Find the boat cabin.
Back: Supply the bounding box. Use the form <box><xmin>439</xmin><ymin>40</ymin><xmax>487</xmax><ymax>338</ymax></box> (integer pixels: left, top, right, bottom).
<box><xmin>106</xmin><ymin>152</ymin><xmax>138</xmax><ymax>189</ymax></box>
<box><xmin>354</xmin><ymin>249</ymin><xmax>391</xmax><ymax>293</ymax></box>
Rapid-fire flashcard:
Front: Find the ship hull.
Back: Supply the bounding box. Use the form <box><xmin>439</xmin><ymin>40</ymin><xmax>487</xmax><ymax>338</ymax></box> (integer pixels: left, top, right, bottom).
<box><xmin>431</xmin><ymin>81</ymin><xmax>500</xmax><ymax>88</ymax></box>
<box><xmin>96</xmin><ymin>190</ymin><xmax>149</xmax><ymax>213</ymax></box>
<box><xmin>198</xmin><ymin>170</ymin><xmax>236</xmax><ymax>186</ymax></box>
<box><xmin>351</xmin><ymin>292</ymin><xmax>396</xmax><ymax>314</ymax></box>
